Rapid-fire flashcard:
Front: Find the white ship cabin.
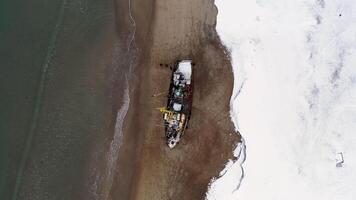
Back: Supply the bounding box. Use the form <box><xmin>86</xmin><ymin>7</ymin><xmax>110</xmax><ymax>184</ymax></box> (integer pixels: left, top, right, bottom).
<box><xmin>174</xmin><ymin>60</ymin><xmax>192</xmax><ymax>85</ymax></box>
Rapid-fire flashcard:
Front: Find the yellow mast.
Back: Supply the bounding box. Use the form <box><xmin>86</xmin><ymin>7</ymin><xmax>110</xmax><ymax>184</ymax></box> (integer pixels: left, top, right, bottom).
<box><xmin>159</xmin><ymin>107</ymin><xmax>174</xmax><ymax>114</ymax></box>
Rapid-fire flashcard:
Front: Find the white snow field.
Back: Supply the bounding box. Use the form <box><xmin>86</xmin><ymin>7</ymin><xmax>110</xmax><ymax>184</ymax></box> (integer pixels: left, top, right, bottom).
<box><xmin>207</xmin><ymin>0</ymin><xmax>356</xmax><ymax>200</ymax></box>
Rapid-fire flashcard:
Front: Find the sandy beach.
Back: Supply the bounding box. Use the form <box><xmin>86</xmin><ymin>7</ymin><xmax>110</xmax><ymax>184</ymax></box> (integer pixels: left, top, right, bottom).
<box><xmin>110</xmin><ymin>0</ymin><xmax>240</xmax><ymax>199</ymax></box>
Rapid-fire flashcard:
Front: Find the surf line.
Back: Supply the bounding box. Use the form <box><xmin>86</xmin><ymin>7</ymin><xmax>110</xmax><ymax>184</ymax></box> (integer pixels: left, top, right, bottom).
<box><xmin>104</xmin><ymin>80</ymin><xmax>130</xmax><ymax>200</ymax></box>
<box><xmin>102</xmin><ymin>0</ymin><xmax>137</xmax><ymax>198</ymax></box>
<box><xmin>11</xmin><ymin>1</ymin><xmax>68</xmax><ymax>199</ymax></box>
<box><xmin>127</xmin><ymin>0</ymin><xmax>136</xmax><ymax>53</ymax></box>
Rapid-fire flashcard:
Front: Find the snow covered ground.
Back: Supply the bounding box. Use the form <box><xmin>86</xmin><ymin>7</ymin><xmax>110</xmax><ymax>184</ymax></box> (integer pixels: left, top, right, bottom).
<box><xmin>207</xmin><ymin>0</ymin><xmax>356</xmax><ymax>199</ymax></box>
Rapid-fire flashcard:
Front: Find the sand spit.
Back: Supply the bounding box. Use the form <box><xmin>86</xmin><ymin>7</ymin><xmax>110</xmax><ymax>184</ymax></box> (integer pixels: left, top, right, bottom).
<box><xmin>110</xmin><ymin>0</ymin><xmax>240</xmax><ymax>199</ymax></box>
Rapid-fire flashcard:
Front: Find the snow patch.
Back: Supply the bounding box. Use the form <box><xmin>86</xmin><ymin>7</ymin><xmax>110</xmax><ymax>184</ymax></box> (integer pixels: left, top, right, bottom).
<box><xmin>207</xmin><ymin>0</ymin><xmax>356</xmax><ymax>199</ymax></box>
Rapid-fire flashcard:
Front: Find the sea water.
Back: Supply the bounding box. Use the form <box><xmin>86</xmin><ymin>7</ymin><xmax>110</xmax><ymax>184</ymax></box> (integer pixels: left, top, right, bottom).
<box><xmin>0</xmin><ymin>0</ymin><xmax>127</xmax><ymax>199</ymax></box>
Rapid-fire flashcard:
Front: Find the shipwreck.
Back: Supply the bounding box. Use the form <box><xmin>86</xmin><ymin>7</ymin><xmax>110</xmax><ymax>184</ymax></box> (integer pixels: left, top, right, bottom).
<box><xmin>160</xmin><ymin>60</ymin><xmax>193</xmax><ymax>148</ymax></box>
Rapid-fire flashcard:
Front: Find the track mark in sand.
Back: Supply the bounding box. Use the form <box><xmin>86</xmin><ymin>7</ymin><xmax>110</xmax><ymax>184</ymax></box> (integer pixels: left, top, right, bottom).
<box><xmin>11</xmin><ymin>1</ymin><xmax>67</xmax><ymax>199</ymax></box>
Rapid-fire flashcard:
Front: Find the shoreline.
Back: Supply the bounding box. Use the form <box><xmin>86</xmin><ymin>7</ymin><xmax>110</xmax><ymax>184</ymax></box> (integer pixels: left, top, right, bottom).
<box><xmin>109</xmin><ymin>0</ymin><xmax>240</xmax><ymax>199</ymax></box>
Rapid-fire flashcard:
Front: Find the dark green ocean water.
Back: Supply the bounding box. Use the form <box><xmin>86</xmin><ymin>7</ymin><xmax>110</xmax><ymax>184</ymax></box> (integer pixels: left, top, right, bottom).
<box><xmin>0</xmin><ymin>0</ymin><xmax>125</xmax><ymax>199</ymax></box>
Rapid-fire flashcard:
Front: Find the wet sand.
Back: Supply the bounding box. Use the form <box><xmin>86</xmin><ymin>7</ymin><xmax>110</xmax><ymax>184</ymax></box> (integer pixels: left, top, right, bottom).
<box><xmin>111</xmin><ymin>0</ymin><xmax>240</xmax><ymax>199</ymax></box>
